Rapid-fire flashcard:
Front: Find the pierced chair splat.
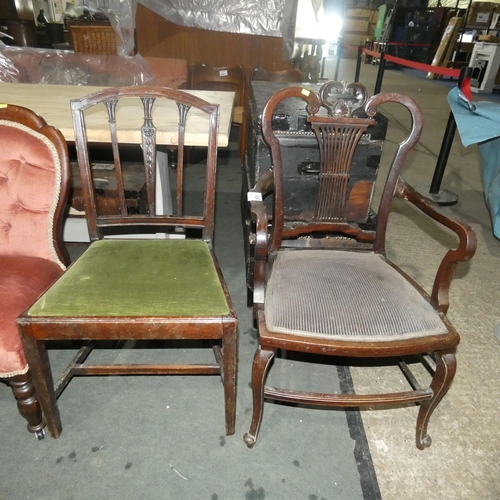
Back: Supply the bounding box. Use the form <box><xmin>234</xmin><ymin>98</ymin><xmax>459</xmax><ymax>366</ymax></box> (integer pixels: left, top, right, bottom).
<box><xmin>243</xmin><ymin>81</ymin><xmax>477</xmax><ymax>450</ymax></box>
<box><xmin>17</xmin><ymin>86</ymin><xmax>239</xmax><ymax>438</ymax></box>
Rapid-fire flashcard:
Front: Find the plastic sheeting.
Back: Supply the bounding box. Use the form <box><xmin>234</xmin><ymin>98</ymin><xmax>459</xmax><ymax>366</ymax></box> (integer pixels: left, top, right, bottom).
<box><xmin>139</xmin><ymin>0</ymin><xmax>287</xmax><ymax>36</ymax></box>
<box><xmin>78</xmin><ymin>0</ymin><xmax>295</xmax><ymax>57</ymax></box>
<box><xmin>0</xmin><ymin>43</ymin><xmax>155</xmax><ymax>86</ymax></box>
<box><xmin>448</xmin><ymin>86</ymin><xmax>500</xmax><ymax>240</ymax></box>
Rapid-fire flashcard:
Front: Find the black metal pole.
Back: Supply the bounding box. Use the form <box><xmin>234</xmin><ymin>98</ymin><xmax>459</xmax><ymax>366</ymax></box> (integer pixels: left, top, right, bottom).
<box><xmin>430</xmin><ymin>66</ymin><xmax>471</xmax><ymax>194</ymax></box>
<box><xmin>334</xmin><ymin>37</ymin><xmax>343</xmax><ymax>81</ymax></box>
<box><xmin>373</xmin><ymin>51</ymin><xmax>386</xmax><ymax>95</ymax></box>
<box><xmin>354</xmin><ymin>45</ymin><xmax>363</xmax><ymax>83</ymax></box>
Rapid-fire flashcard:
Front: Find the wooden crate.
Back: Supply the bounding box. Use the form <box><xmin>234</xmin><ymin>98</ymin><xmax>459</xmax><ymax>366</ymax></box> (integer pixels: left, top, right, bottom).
<box><xmin>69</xmin><ymin>24</ymin><xmax>117</xmax><ymax>55</ymax></box>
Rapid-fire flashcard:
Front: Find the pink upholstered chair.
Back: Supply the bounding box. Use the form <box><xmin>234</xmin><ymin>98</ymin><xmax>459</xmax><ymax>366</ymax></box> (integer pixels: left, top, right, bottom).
<box><xmin>0</xmin><ymin>104</ymin><xmax>70</xmax><ymax>438</ymax></box>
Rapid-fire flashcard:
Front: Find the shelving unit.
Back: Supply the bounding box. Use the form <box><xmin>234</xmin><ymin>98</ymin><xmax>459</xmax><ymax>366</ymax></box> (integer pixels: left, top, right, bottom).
<box><xmin>452</xmin><ymin>1</ymin><xmax>500</xmax><ymax>69</ymax></box>
<box><xmin>469</xmin><ymin>41</ymin><xmax>500</xmax><ymax>92</ymax></box>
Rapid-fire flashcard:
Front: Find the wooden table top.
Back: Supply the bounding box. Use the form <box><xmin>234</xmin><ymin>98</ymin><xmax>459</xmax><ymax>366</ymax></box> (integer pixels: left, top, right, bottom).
<box><xmin>0</xmin><ymin>83</ymin><xmax>235</xmax><ymax>147</ymax></box>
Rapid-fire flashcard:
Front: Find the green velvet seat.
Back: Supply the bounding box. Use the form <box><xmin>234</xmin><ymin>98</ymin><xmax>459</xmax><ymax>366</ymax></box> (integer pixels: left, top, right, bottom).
<box><xmin>29</xmin><ymin>240</ymin><xmax>229</xmax><ymax>318</ymax></box>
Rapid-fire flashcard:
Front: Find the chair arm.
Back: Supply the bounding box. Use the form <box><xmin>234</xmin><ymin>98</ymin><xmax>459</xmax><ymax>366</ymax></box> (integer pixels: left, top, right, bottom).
<box><xmin>397</xmin><ymin>179</ymin><xmax>477</xmax><ymax>314</ymax></box>
<box><xmin>248</xmin><ymin>171</ymin><xmax>274</xmax><ymax>262</ymax></box>
<box><xmin>248</xmin><ymin>171</ymin><xmax>274</xmax><ymax>306</ymax></box>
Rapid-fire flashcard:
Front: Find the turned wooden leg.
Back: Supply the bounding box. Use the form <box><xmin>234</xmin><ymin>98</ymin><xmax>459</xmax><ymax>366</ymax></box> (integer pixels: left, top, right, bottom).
<box><xmin>243</xmin><ymin>345</ymin><xmax>275</xmax><ymax>448</ymax></box>
<box><xmin>8</xmin><ymin>371</ymin><xmax>45</xmax><ymax>439</ymax></box>
<box><xmin>416</xmin><ymin>350</ymin><xmax>457</xmax><ymax>450</ymax></box>
<box><xmin>222</xmin><ymin>319</ymin><xmax>238</xmax><ymax>436</ymax></box>
<box><xmin>19</xmin><ymin>328</ymin><xmax>62</xmax><ymax>438</ymax></box>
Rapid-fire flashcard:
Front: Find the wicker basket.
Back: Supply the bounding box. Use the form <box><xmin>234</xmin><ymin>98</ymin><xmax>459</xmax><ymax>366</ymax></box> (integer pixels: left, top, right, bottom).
<box><xmin>70</xmin><ymin>25</ymin><xmax>117</xmax><ymax>55</ymax></box>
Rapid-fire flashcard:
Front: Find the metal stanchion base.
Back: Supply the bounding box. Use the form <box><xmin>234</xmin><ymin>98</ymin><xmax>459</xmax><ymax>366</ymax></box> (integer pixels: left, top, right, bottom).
<box><xmin>415</xmin><ymin>186</ymin><xmax>459</xmax><ymax>206</ymax></box>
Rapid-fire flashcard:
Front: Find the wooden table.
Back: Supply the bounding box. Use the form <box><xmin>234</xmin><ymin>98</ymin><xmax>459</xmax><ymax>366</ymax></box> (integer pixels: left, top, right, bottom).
<box><xmin>0</xmin><ymin>83</ymin><xmax>235</xmax><ymax>240</ymax></box>
<box><xmin>0</xmin><ymin>83</ymin><xmax>235</xmax><ymax>147</ymax></box>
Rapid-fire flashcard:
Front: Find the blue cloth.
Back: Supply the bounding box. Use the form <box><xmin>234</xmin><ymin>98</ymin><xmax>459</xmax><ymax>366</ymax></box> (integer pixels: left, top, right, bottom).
<box><xmin>448</xmin><ymin>87</ymin><xmax>500</xmax><ymax>239</ymax></box>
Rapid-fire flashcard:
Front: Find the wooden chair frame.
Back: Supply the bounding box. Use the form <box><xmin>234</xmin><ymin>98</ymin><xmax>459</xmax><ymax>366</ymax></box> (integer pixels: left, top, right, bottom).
<box><xmin>243</xmin><ymin>85</ymin><xmax>477</xmax><ymax>449</ymax></box>
<box><xmin>17</xmin><ymin>87</ymin><xmax>238</xmax><ymax>438</ymax></box>
<box><xmin>189</xmin><ymin>63</ymin><xmax>248</xmax><ymax>164</ymax></box>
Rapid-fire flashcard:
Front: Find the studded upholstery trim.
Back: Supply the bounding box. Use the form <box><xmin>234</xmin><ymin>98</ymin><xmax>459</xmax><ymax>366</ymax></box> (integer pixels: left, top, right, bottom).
<box><xmin>265</xmin><ymin>250</ymin><xmax>448</xmax><ymax>341</ymax></box>
<box><xmin>0</xmin><ymin>364</ymin><xmax>29</xmax><ymax>379</ymax></box>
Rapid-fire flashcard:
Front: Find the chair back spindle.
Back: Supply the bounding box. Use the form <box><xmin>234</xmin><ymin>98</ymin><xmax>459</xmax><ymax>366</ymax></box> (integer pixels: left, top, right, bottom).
<box><xmin>311</xmin><ymin>117</ymin><xmax>373</xmax><ymax>221</ymax></box>
<box><xmin>70</xmin><ymin>86</ymin><xmax>220</xmax><ymax>243</ymax></box>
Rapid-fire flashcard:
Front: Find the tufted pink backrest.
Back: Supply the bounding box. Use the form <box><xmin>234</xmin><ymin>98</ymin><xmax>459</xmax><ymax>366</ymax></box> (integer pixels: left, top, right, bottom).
<box><xmin>0</xmin><ymin>120</ymin><xmax>63</xmax><ymax>265</ymax></box>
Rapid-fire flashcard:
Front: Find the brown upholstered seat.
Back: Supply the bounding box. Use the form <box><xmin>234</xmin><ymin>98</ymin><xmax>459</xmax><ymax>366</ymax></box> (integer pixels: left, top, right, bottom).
<box><xmin>265</xmin><ymin>250</ymin><xmax>448</xmax><ymax>341</ymax></box>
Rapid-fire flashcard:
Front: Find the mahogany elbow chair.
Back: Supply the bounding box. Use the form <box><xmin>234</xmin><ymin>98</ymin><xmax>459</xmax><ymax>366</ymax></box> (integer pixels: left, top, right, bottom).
<box><xmin>243</xmin><ymin>82</ymin><xmax>477</xmax><ymax>449</ymax></box>
<box><xmin>0</xmin><ymin>104</ymin><xmax>70</xmax><ymax>438</ymax></box>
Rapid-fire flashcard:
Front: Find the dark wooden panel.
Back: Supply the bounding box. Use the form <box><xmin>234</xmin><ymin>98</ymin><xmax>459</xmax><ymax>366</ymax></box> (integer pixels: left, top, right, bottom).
<box><xmin>135</xmin><ymin>4</ymin><xmax>292</xmax><ymax>74</ymax></box>
<box><xmin>13</xmin><ymin>0</ymin><xmax>33</xmax><ymax>20</ymax></box>
<box><xmin>0</xmin><ymin>0</ymin><xmax>17</xmax><ymax>19</ymax></box>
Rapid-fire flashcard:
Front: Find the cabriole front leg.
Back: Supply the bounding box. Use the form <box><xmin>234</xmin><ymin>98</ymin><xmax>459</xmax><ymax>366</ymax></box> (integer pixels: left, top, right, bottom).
<box><xmin>244</xmin><ymin>345</ymin><xmax>275</xmax><ymax>448</ymax></box>
<box><xmin>416</xmin><ymin>350</ymin><xmax>457</xmax><ymax>449</ymax></box>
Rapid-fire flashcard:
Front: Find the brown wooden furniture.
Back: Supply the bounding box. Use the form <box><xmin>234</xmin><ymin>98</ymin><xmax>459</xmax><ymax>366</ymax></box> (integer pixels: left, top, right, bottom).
<box><xmin>0</xmin><ymin>104</ymin><xmax>70</xmax><ymax>438</ymax></box>
<box><xmin>68</xmin><ymin>160</ymin><xmax>146</xmax><ymax>215</ymax></box>
<box><xmin>251</xmin><ymin>67</ymin><xmax>303</xmax><ymax>82</ymax></box>
<box><xmin>17</xmin><ymin>86</ymin><xmax>238</xmax><ymax>438</ymax></box>
<box><xmin>135</xmin><ymin>6</ymin><xmax>292</xmax><ymax>72</ymax></box>
<box><xmin>189</xmin><ymin>63</ymin><xmax>248</xmax><ymax>164</ymax></box>
<box><xmin>243</xmin><ymin>83</ymin><xmax>477</xmax><ymax>450</ymax></box>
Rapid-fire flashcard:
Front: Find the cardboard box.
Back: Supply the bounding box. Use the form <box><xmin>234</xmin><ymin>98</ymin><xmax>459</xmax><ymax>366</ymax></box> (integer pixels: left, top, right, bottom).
<box><xmin>467</xmin><ymin>2</ymin><xmax>497</xmax><ymax>27</ymax></box>
<box><xmin>477</xmin><ymin>33</ymin><xmax>500</xmax><ymax>41</ymax></box>
<box><xmin>428</xmin><ymin>17</ymin><xmax>462</xmax><ymax>78</ymax></box>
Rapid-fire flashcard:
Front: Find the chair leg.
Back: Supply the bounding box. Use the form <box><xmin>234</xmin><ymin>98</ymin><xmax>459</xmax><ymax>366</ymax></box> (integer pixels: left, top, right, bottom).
<box><xmin>20</xmin><ymin>331</ymin><xmax>62</xmax><ymax>438</ymax></box>
<box><xmin>415</xmin><ymin>350</ymin><xmax>457</xmax><ymax>450</ymax></box>
<box><xmin>222</xmin><ymin>321</ymin><xmax>238</xmax><ymax>436</ymax></box>
<box><xmin>8</xmin><ymin>371</ymin><xmax>45</xmax><ymax>439</ymax></box>
<box><xmin>243</xmin><ymin>345</ymin><xmax>275</xmax><ymax>448</ymax></box>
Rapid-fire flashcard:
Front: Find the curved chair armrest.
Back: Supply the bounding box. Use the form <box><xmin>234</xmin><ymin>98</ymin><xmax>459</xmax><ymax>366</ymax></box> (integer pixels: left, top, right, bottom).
<box><xmin>248</xmin><ymin>171</ymin><xmax>274</xmax><ymax>262</ymax></box>
<box><xmin>248</xmin><ymin>171</ymin><xmax>274</xmax><ymax>307</ymax></box>
<box><xmin>397</xmin><ymin>179</ymin><xmax>477</xmax><ymax>314</ymax></box>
